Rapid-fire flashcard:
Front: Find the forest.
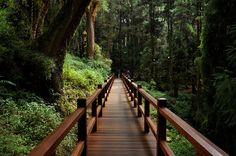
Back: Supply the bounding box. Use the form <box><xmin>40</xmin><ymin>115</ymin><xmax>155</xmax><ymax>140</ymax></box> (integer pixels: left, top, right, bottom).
<box><xmin>0</xmin><ymin>0</ymin><xmax>235</xmax><ymax>155</ymax></box>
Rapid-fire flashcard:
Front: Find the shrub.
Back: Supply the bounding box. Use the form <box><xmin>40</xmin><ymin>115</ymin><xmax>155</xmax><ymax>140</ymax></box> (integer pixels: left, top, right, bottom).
<box><xmin>0</xmin><ymin>88</ymin><xmax>62</xmax><ymax>155</ymax></box>
<box><xmin>168</xmin><ymin>127</ymin><xmax>195</xmax><ymax>156</ymax></box>
<box><xmin>60</xmin><ymin>53</ymin><xmax>111</xmax><ymax>114</ymax></box>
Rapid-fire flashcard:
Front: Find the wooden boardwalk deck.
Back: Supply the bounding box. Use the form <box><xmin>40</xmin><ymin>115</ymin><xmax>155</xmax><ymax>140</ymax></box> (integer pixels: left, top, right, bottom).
<box><xmin>88</xmin><ymin>79</ymin><xmax>156</xmax><ymax>156</ymax></box>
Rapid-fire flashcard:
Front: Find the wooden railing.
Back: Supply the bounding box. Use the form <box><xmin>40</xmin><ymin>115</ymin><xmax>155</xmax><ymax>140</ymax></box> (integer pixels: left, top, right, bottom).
<box><xmin>121</xmin><ymin>74</ymin><xmax>228</xmax><ymax>156</ymax></box>
<box><xmin>29</xmin><ymin>74</ymin><xmax>115</xmax><ymax>156</ymax></box>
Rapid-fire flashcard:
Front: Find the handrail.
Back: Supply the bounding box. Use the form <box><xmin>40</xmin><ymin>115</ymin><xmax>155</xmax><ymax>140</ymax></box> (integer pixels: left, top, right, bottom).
<box><xmin>29</xmin><ymin>74</ymin><xmax>115</xmax><ymax>156</ymax></box>
<box><xmin>121</xmin><ymin>73</ymin><xmax>228</xmax><ymax>156</ymax></box>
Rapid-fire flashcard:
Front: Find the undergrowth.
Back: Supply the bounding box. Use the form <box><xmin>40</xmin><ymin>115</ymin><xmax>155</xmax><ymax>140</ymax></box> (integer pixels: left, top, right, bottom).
<box><xmin>60</xmin><ymin>53</ymin><xmax>111</xmax><ymax>114</ymax></box>
<box><xmin>0</xmin><ymin>53</ymin><xmax>111</xmax><ymax>155</ymax></box>
<box><xmin>0</xmin><ymin>86</ymin><xmax>62</xmax><ymax>155</ymax></box>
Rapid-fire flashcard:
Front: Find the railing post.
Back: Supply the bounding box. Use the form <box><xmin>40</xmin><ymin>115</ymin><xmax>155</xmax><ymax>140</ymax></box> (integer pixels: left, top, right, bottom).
<box><xmin>102</xmin><ymin>80</ymin><xmax>106</xmax><ymax>98</ymax></box>
<box><xmin>129</xmin><ymin>79</ymin><xmax>132</xmax><ymax>97</ymax></box>
<box><xmin>77</xmin><ymin>99</ymin><xmax>87</xmax><ymax>156</ymax></box>
<box><xmin>105</xmin><ymin>80</ymin><xmax>109</xmax><ymax>101</ymax></box>
<box><xmin>157</xmin><ymin>98</ymin><xmax>167</xmax><ymax>156</ymax></box>
<box><xmin>131</xmin><ymin>79</ymin><xmax>134</xmax><ymax>101</ymax></box>
<box><xmin>98</xmin><ymin>84</ymin><xmax>103</xmax><ymax>117</ymax></box>
<box><xmin>104</xmin><ymin>80</ymin><xmax>107</xmax><ymax>105</ymax></box>
<box><xmin>133</xmin><ymin>87</ymin><xmax>137</xmax><ymax>108</ymax></box>
<box><xmin>138</xmin><ymin>85</ymin><xmax>142</xmax><ymax>117</ymax></box>
<box><xmin>107</xmin><ymin>79</ymin><xmax>111</xmax><ymax>94</ymax></box>
<box><xmin>144</xmin><ymin>99</ymin><xmax>150</xmax><ymax>133</ymax></box>
<box><xmin>92</xmin><ymin>99</ymin><xmax>97</xmax><ymax>132</ymax></box>
<box><xmin>124</xmin><ymin>78</ymin><xmax>127</xmax><ymax>91</ymax></box>
<box><xmin>124</xmin><ymin>78</ymin><xmax>128</xmax><ymax>90</ymax></box>
<box><xmin>109</xmin><ymin>76</ymin><xmax>114</xmax><ymax>93</ymax></box>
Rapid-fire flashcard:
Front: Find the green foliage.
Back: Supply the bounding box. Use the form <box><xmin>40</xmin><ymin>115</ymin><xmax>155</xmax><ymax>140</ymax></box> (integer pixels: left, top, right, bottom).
<box><xmin>0</xmin><ymin>45</ymin><xmax>56</xmax><ymax>98</ymax></box>
<box><xmin>168</xmin><ymin>127</ymin><xmax>195</xmax><ymax>156</ymax></box>
<box><xmin>198</xmin><ymin>0</ymin><xmax>236</xmax><ymax>154</ymax></box>
<box><xmin>98</xmin><ymin>0</ymin><xmax>109</xmax><ymax>12</ymax></box>
<box><xmin>56</xmin><ymin>128</ymin><xmax>77</xmax><ymax>156</ymax></box>
<box><xmin>0</xmin><ymin>88</ymin><xmax>61</xmax><ymax>155</ymax></box>
<box><xmin>0</xmin><ymin>8</ymin><xmax>13</xmax><ymax>32</ymax></box>
<box><xmin>168</xmin><ymin>93</ymin><xmax>193</xmax><ymax>121</ymax></box>
<box><xmin>0</xmin><ymin>79</ymin><xmax>16</xmax><ymax>86</ymax></box>
<box><xmin>0</xmin><ymin>2</ymin><xmax>56</xmax><ymax>98</ymax></box>
<box><xmin>0</xmin><ymin>86</ymin><xmax>78</xmax><ymax>156</ymax></box>
<box><xmin>136</xmin><ymin>80</ymin><xmax>166</xmax><ymax>98</ymax></box>
<box><xmin>214</xmin><ymin>72</ymin><xmax>236</xmax><ymax>127</ymax></box>
<box><xmin>60</xmin><ymin>53</ymin><xmax>110</xmax><ymax>114</ymax></box>
<box><xmin>138</xmin><ymin>47</ymin><xmax>153</xmax><ymax>80</ymax></box>
<box><xmin>19</xmin><ymin>50</ymin><xmax>56</xmax><ymax>80</ymax></box>
<box><xmin>0</xmin><ymin>51</ymin><xmax>111</xmax><ymax>154</ymax></box>
<box><xmin>226</xmin><ymin>24</ymin><xmax>236</xmax><ymax>70</ymax></box>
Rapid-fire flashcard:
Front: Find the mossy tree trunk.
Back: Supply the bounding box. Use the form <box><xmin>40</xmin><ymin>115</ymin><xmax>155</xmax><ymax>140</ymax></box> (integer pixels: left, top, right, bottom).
<box><xmin>34</xmin><ymin>0</ymin><xmax>92</xmax><ymax>99</ymax></box>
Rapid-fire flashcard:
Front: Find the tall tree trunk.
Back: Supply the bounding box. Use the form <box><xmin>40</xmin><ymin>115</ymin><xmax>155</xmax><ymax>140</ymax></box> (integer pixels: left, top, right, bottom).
<box><xmin>86</xmin><ymin>0</ymin><xmax>99</xmax><ymax>58</ymax></box>
<box><xmin>86</xmin><ymin>10</ymin><xmax>95</xmax><ymax>58</ymax></box>
<box><xmin>167</xmin><ymin>0</ymin><xmax>176</xmax><ymax>96</ymax></box>
<box><xmin>118</xmin><ymin>4</ymin><xmax>122</xmax><ymax>71</ymax></box>
<box><xmin>149</xmin><ymin>1</ymin><xmax>155</xmax><ymax>79</ymax></box>
<box><xmin>196</xmin><ymin>0</ymin><xmax>202</xmax><ymax>95</ymax></box>
<box><xmin>31</xmin><ymin>0</ymin><xmax>38</xmax><ymax>39</ymax></box>
<box><xmin>34</xmin><ymin>0</ymin><xmax>92</xmax><ymax>99</ymax></box>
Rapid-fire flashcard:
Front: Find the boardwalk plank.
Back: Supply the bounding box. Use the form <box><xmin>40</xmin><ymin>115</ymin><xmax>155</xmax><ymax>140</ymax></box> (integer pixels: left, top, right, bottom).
<box><xmin>88</xmin><ymin>79</ymin><xmax>156</xmax><ymax>156</ymax></box>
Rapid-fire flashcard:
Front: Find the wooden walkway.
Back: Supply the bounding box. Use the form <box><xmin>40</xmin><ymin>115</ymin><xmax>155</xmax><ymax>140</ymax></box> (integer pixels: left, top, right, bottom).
<box><xmin>88</xmin><ymin>79</ymin><xmax>156</xmax><ymax>156</ymax></box>
<box><xmin>29</xmin><ymin>75</ymin><xmax>229</xmax><ymax>156</ymax></box>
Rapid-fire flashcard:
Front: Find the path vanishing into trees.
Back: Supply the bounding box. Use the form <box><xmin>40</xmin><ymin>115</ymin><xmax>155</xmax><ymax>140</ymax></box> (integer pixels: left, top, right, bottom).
<box><xmin>87</xmin><ymin>79</ymin><xmax>156</xmax><ymax>156</ymax></box>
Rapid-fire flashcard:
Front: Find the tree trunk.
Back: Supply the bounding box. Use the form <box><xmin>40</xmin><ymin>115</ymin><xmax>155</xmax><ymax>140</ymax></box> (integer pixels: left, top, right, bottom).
<box><xmin>196</xmin><ymin>0</ymin><xmax>202</xmax><ymax>95</ymax></box>
<box><xmin>86</xmin><ymin>10</ymin><xmax>95</xmax><ymax>58</ymax></box>
<box><xmin>31</xmin><ymin>0</ymin><xmax>50</xmax><ymax>39</ymax></box>
<box><xmin>34</xmin><ymin>0</ymin><xmax>92</xmax><ymax>99</ymax></box>
<box><xmin>149</xmin><ymin>1</ymin><xmax>155</xmax><ymax>79</ymax></box>
<box><xmin>36</xmin><ymin>0</ymin><xmax>50</xmax><ymax>37</ymax></box>
<box><xmin>167</xmin><ymin>0</ymin><xmax>175</xmax><ymax>96</ymax></box>
<box><xmin>86</xmin><ymin>0</ymin><xmax>99</xmax><ymax>58</ymax></box>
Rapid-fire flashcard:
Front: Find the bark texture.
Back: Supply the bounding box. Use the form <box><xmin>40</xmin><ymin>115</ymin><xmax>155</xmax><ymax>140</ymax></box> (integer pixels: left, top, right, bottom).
<box><xmin>34</xmin><ymin>0</ymin><xmax>92</xmax><ymax>99</ymax></box>
<box><xmin>32</xmin><ymin>0</ymin><xmax>50</xmax><ymax>39</ymax></box>
<box><xmin>86</xmin><ymin>10</ymin><xmax>95</xmax><ymax>58</ymax></box>
<box><xmin>86</xmin><ymin>0</ymin><xmax>99</xmax><ymax>58</ymax></box>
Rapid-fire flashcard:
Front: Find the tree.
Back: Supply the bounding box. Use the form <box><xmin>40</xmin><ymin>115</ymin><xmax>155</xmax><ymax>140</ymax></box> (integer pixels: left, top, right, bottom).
<box><xmin>165</xmin><ymin>0</ymin><xmax>175</xmax><ymax>96</ymax></box>
<box><xmin>86</xmin><ymin>0</ymin><xmax>99</xmax><ymax>58</ymax></box>
<box><xmin>197</xmin><ymin>0</ymin><xmax>236</xmax><ymax>154</ymax></box>
<box><xmin>31</xmin><ymin>0</ymin><xmax>92</xmax><ymax>98</ymax></box>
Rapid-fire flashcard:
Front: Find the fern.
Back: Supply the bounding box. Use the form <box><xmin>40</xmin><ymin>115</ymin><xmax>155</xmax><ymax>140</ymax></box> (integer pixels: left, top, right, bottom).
<box><xmin>214</xmin><ymin>72</ymin><xmax>236</xmax><ymax>127</ymax></box>
<box><xmin>0</xmin><ymin>80</ymin><xmax>16</xmax><ymax>86</ymax></box>
<box><xmin>226</xmin><ymin>24</ymin><xmax>236</xmax><ymax>70</ymax></box>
